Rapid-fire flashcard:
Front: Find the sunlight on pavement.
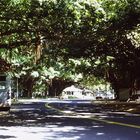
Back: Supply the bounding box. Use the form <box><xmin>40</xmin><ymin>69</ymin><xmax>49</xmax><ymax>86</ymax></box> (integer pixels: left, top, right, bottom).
<box><xmin>11</xmin><ymin>108</ymin><xmax>40</xmax><ymax>111</ymax></box>
<box><xmin>92</xmin><ymin>125</ymin><xmax>104</xmax><ymax>128</ymax></box>
<box><xmin>96</xmin><ymin>132</ymin><xmax>104</xmax><ymax>136</ymax></box>
<box><xmin>0</xmin><ymin>126</ymin><xmax>84</xmax><ymax>140</ymax></box>
<box><xmin>63</xmin><ymin>110</ymin><xmax>75</xmax><ymax>114</ymax></box>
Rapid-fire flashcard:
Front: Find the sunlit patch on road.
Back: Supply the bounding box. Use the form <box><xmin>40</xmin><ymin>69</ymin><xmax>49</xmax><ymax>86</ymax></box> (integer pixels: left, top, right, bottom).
<box><xmin>96</xmin><ymin>132</ymin><xmax>104</xmax><ymax>136</ymax></box>
<box><xmin>0</xmin><ymin>126</ymin><xmax>86</xmax><ymax>140</ymax></box>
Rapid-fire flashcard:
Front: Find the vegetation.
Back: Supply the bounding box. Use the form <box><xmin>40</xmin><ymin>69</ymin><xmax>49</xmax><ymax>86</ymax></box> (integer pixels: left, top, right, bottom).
<box><xmin>0</xmin><ymin>0</ymin><xmax>140</xmax><ymax>99</ymax></box>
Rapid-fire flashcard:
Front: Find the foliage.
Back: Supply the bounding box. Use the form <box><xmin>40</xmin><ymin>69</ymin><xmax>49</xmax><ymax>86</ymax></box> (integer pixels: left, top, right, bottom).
<box><xmin>0</xmin><ymin>0</ymin><xmax>140</xmax><ymax>97</ymax></box>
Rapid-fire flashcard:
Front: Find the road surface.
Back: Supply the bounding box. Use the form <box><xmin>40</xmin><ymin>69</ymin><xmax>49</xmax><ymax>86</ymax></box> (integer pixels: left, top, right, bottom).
<box><xmin>0</xmin><ymin>99</ymin><xmax>140</xmax><ymax>140</ymax></box>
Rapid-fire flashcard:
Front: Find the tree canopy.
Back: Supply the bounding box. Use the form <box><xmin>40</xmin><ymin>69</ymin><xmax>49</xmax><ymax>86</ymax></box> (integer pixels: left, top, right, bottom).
<box><xmin>0</xmin><ymin>0</ymin><xmax>140</xmax><ymax>98</ymax></box>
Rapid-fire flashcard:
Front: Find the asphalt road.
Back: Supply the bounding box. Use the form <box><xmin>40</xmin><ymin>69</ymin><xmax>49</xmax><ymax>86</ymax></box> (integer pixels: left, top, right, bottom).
<box><xmin>0</xmin><ymin>99</ymin><xmax>140</xmax><ymax>140</ymax></box>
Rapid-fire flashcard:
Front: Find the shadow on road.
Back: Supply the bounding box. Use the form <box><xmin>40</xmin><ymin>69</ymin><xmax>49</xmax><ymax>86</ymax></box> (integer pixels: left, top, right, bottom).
<box><xmin>0</xmin><ymin>101</ymin><xmax>140</xmax><ymax>140</ymax></box>
<box><xmin>0</xmin><ymin>135</ymin><xmax>16</xmax><ymax>139</ymax></box>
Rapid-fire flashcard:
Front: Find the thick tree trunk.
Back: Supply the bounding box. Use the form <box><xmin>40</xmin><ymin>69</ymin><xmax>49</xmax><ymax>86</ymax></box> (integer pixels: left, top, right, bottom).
<box><xmin>107</xmin><ymin>68</ymin><xmax>131</xmax><ymax>100</ymax></box>
<box><xmin>21</xmin><ymin>76</ymin><xmax>36</xmax><ymax>98</ymax></box>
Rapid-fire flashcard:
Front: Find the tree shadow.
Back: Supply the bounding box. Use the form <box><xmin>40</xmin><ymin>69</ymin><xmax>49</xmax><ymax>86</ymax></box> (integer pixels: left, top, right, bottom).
<box><xmin>0</xmin><ymin>102</ymin><xmax>140</xmax><ymax>140</ymax></box>
<box><xmin>0</xmin><ymin>135</ymin><xmax>16</xmax><ymax>139</ymax></box>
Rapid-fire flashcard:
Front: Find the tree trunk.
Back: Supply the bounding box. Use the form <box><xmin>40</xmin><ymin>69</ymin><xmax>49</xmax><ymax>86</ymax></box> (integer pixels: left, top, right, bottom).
<box><xmin>34</xmin><ymin>33</ymin><xmax>43</xmax><ymax>64</ymax></box>
<box><xmin>47</xmin><ymin>78</ymin><xmax>75</xmax><ymax>97</ymax></box>
<box><xmin>34</xmin><ymin>44</ymin><xmax>42</xmax><ymax>64</ymax></box>
<box><xmin>22</xmin><ymin>76</ymin><xmax>36</xmax><ymax>98</ymax></box>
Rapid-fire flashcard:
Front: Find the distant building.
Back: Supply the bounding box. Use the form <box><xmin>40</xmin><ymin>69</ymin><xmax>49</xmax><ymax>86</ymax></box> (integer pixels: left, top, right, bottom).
<box><xmin>95</xmin><ymin>90</ymin><xmax>115</xmax><ymax>100</ymax></box>
<box><xmin>61</xmin><ymin>85</ymin><xmax>95</xmax><ymax>99</ymax></box>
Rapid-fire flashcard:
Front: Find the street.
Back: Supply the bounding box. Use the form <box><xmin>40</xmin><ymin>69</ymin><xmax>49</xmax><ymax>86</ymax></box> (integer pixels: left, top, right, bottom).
<box><xmin>0</xmin><ymin>99</ymin><xmax>140</xmax><ymax>140</ymax></box>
